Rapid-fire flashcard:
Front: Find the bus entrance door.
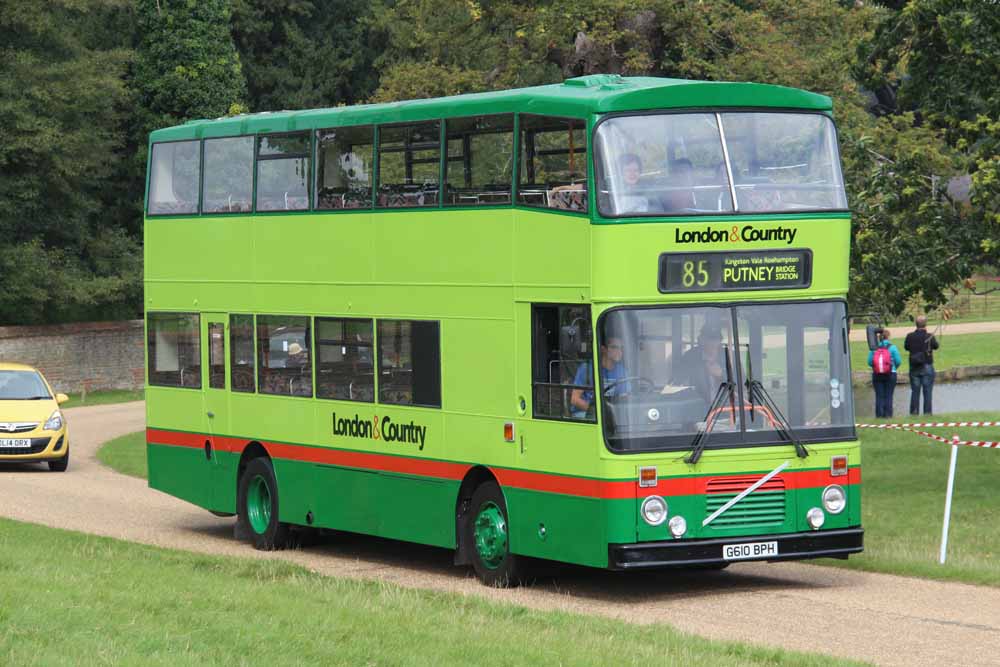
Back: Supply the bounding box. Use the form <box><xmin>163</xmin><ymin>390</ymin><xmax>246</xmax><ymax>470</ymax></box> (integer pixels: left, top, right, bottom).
<box><xmin>202</xmin><ymin>314</ymin><xmax>230</xmax><ymax>512</ymax></box>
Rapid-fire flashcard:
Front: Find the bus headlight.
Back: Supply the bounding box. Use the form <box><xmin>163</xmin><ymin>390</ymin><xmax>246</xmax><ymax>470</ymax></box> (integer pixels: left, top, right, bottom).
<box><xmin>806</xmin><ymin>507</ymin><xmax>825</xmax><ymax>530</ymax></box>
<box><xmin>641</xmin><ymin>496</ymin><xmax>668</xmax><ymax>526</ymax></box>
<box><xmin>822</xmin><ymin>485</ymin><xmax>846</xmax><ymax>514</ymax></box>
<box><xmin>668</xmin><ymin>515</ymin><xmax>687</xmax><ymax>538</ymax></box>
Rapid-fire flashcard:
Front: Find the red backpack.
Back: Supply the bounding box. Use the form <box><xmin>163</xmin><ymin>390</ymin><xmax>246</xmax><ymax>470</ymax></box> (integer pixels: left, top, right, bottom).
<box><xmin>872</xmin><ymin>347</ymin><xmax>893</xmax><ymax>375</ymax></box>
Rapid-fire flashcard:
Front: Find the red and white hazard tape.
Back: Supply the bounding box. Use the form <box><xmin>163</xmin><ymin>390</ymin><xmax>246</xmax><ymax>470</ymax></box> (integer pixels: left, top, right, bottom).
<box><xmin>857</xmin><ymin>421</ymin><xmax>1000</xmax><ymax>429</ymax></box>
<box><xmin>856</xmin><ymin>422</ymin><xmax>1000</xmax><ymax>449</ymax></box>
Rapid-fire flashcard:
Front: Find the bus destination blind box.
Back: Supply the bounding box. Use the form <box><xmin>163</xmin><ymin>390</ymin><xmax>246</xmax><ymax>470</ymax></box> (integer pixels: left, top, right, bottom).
<box><xmin>658</xmin><ymin>249</ymin><xmax>812</xmax><ymax>293</ymax></box>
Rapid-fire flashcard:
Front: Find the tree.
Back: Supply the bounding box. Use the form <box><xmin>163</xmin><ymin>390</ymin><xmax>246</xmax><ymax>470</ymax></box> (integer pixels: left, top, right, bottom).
<box><xmin>0</xmin><ymin>0</ymin><xmax>139</xmax><ymax>324</ymax></box>
<box><xmin>131</xmin><ymin>0</ymin><xmax>248</xmax><ymax>137</ymax></box>
<box><xmin>854</xmin><ymin>0</ymin><xmax>1000</xmax><ymax>310</ymax></box>
<box><xmin>231</xmin><ymin>0</ymin><xmax>380</xmax><ymax>111</ymax></box>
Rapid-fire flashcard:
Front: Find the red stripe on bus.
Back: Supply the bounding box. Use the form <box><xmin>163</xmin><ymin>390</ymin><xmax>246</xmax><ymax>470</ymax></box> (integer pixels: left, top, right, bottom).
<box><xmin>147</xmin><ymin>428</ymin><xmax>205</xmax><ymax>449</ymax></box>
<box><xmin>147</xmin><ymin>428</ymin><xmax>859</xmax><ymax>499</ymax></box>
<box><xmin>573</xmin><ymin>467</ymin><xmax>861</xmax><ymax>499</ymax></box>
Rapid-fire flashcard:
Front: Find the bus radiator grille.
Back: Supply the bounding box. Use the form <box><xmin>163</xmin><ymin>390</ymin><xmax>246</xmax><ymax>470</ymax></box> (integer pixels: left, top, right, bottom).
<box><xmin>704</xmin><ymin>476</ymin><xmax>786</xmax><ymax>528</ymax></box>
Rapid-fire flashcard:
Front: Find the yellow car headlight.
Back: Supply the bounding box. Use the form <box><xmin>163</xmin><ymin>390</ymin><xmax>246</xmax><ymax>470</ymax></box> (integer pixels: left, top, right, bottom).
<box><xmin>44</xmin><ymin>410</ymin><xmax>63</xmax><ymax>431</ymax></box>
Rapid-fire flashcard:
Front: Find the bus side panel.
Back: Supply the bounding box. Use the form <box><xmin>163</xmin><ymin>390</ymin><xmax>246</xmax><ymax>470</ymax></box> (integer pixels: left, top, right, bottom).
<box><xmin>311</xmin><ymin>465</ymin><xmax>376</xmax><ymax>535</ymax></box>
<box><xmin>506</xmin><ymin>489</ymin><xmax>606</xmax><ymax>568</ymax></box>
<box><xmin>146</xmin><ymin>388</ymin><xmax>213</xmax><ymax>510</ymax></box>
<box><xmin>147</xmin><ymin>441</ymin><xmax>212</xmax><ymax>509</ymax></box>
<box><xmin>309</xmin><ymin>465</ymin><xmax>456</xmax><ymax>548</ymax></box>
<box><xmin>211</xmin><ymin>449</ymin><xmax>239</xmax><ymax>514</ymax></box>
<box><xmin>373</xmin><ymin>473</ymin><xmax>456</xmax><ymax>548</ymax></box>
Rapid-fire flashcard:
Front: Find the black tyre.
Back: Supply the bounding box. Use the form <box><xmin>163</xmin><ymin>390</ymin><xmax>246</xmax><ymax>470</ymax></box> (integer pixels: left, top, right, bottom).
<box><xmin>237</xmin><ymin>457</ymin><xmax>290</xmax><ymax>550</ymax></box>
<box><xmin>48</xmin><ymin>447</ymin><xmax>69</xmax><ymax>472</ymax></box>
<box><xmin>465</xmin><ymin>482</ymin><xmax>529</xmax><ymax>587</ymax></box>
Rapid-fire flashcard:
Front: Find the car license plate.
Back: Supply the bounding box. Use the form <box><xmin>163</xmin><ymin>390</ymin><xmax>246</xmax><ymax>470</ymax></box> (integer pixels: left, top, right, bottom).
<box><xmin>0</xmin><ymin>438</ymin><xmax>31</xmax><ymax>449</ymax></box>
<box><xmin>723</xmin><ymin>541</ymin><xmax>778</xmax><ymax>561</ymax></box>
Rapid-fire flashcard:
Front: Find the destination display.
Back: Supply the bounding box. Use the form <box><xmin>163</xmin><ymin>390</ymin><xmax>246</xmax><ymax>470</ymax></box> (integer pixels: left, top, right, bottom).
<box><xmin>658</xmin><ymin>249</ymin><xmax>812</xmax><ymax>293</ymax></box>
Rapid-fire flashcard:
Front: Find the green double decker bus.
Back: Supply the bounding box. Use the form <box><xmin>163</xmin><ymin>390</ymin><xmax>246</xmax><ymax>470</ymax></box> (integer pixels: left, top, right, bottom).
<box><xmin>144</xmin><ymin>74</ymin><xmax>862</xmax><ymax>585</ymax></box>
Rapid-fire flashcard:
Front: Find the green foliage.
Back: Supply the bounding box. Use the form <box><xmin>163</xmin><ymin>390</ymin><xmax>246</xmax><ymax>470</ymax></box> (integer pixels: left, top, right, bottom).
<box><xmin>0</xmin><ymin>0</ymin><xmax>139</xmax><ymax>325</ymax></box>
<box><xmin>857</xmin><ymin>0</ymin><xmax>1000</xmax><ymax>121</ymax></box>
<box><xmin>852</xmin><ymin>0</ymin><xmax>1000</xmax><ymax>314</ymax></box>
<box><xmin>231</xmin><ymin>0</ymin><xmax>380</xmax><ymax>111</ymax></box>
<box><xmin>132</xmin><ymin>0</ymin><xmax>248</xmax><ymax>142</ymax></box>
<box><xmin>843</xmin><ymin>115</ymin><xmax>983</xmax><ymax>317</ymax></box>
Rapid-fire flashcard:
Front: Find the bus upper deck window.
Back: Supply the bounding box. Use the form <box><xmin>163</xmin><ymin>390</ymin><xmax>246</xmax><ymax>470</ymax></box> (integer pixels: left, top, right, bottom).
<box><xmin>444</xmin><ymin>115</ymin><xmax>514</xmax><ymax>207</ymax></box>
<box><xmin>517</xmin><ymin>115</ymin><xmax>587</xmax><ymax>213</ymax></box>
<box><xmin>256</xmin><ymin>133</ymin><xmax>311</xmax><ymax>212</ymax></box>
<box><xmin>148</xmin><ymin>141</ymin><xmax>200</xmax><ymax>215</ymax></box>
<box><xmin>316</xmin><ymin>126</ymin><xmax>374</xmax><ymax>210</ymax></box>
<box><xmin>377</xmin><ymin>122</ymin><xmax>441</xmax><ymax>209</ymax></box>
<box><xmin>203</xmin><ymin>137</ymin><xmax>253</xmax><ymax>214</ymax></box>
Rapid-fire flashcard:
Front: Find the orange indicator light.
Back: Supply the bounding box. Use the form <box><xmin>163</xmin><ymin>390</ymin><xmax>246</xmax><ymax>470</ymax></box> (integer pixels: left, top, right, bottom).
<box><xmin>831</xmin><ymin>455</ymin><xmax>848</xmax><ymax>477</ymax></box>
<box><xmin>504</xmin><ymin>422</ymin><xmax>515</xmax><ymax>442</ymax></box>
<box><xmin>639</xmin><ymin>466</ymin><xmax>657</xmax><ymax>488</ymax></box>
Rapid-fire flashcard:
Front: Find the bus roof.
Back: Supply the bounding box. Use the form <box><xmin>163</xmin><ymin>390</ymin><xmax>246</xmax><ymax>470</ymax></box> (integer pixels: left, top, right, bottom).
<box><xmin>149</xmin><ymin>75</ymin><xmax>833</xmax><ymax>143</ymax></box>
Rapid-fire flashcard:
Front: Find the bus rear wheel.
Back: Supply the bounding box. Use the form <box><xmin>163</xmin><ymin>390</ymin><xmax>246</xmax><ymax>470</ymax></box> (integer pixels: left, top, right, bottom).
<box><xmin>466</xmin><ymin>482</ymin><xmax>528</xmax><ymax>587</ymax></box>
<box><xmin>238</xmin><ymin>457</ymin><xmax>290</xmax><ymax>550</ymax></box>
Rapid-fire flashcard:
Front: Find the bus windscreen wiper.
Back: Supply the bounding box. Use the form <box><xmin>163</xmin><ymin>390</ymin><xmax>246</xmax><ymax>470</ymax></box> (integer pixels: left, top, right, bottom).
<box><xmin>686</xmin><ymin>345</ymin><xmax>736</xmax><ymax>465</ymax></box>
<box><xmin>745</xmin><ymin>378</ymin><xmax>809</xmax><ymax>459</ymax></box>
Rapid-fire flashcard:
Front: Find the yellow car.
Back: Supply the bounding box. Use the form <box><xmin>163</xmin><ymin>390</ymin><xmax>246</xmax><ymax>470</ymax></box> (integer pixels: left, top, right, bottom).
<box><xmin>0</xmin><ymin>363</ymin><xmax>70</xmax><ymax>471</ymax></box>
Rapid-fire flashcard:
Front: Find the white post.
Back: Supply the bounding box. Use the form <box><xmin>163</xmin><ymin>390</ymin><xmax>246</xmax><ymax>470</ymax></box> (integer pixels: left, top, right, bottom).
<box><xmin>939</xmin><ymin>436</ymin><xmax>960</xmax><ymax>564</ymax></box>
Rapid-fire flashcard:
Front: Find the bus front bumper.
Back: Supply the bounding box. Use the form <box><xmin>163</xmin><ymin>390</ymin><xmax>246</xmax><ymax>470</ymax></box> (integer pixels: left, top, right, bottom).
<box><xmin>609</xmin><ymin>527</ymin><xmax>864</xmax><ymax>570</ymax></box>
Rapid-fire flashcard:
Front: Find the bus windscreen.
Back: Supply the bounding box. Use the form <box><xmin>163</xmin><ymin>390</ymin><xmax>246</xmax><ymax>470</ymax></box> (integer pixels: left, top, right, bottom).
<box><xmin>598</xmin><ymin>301</ymin><xmax>854</xmax><ymax>452</ymax></box>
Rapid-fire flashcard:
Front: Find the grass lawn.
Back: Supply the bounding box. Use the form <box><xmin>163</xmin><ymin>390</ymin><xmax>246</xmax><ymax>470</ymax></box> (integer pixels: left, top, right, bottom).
<box><xmin>62</xmin><ymin>388</ymin><xmax>144</xmax><ymax>409</ymax></box>
<box><xmin>97</xmin><ymin>430</ymin><xmax>147</xmax><ymax>478</ymax></box>
<box><xmin>850</xmin><ymin>331</ymin><xmax>1000</xmax><ymax>374</ymax></box>
<box><xmin>0</xmin><ymin>519</ymin><xmax>857</xmax><ymax>667</ymax></box>
<box><xmin>818</xmin><ymin>411</ymin><xmax>1000</xmax><ymax>586</ymax></box>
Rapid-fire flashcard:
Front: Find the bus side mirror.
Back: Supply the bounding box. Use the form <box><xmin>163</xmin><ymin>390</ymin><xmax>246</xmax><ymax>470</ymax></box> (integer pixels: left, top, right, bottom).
<box><xmin>865</xmin><ymin>325</ymin><xmax>882</xmax><ymax>351</ymax></box>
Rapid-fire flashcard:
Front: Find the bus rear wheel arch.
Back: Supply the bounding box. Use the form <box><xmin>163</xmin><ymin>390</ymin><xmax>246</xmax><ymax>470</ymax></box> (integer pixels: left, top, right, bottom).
<box><xmin>236</xmin><ymin>456</ymin><xmax>291</xmax><ymax>550</ymax></box>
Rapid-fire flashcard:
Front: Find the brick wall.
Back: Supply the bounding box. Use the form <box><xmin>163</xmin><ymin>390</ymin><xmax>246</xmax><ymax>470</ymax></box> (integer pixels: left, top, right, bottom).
<box><xmin>0</xmin><ymin>320</ymin><xmax>144</xmax><ymax>393</ymax></box>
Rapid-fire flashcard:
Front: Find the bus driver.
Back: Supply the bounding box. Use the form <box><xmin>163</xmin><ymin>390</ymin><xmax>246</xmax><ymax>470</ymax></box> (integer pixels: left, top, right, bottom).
<box><xmin>675</xmin><ymin>325</ymin><xmax>727</xmax><ymax>404</ymax></box>
<box><xmin>569</xmin><ymin>335</ymin><xmax>629</xmax><ymax>419</ymax></box>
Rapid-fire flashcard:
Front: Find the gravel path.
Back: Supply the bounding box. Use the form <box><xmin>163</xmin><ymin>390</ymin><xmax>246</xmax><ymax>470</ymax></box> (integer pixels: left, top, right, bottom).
<box><xmin>2</xmin><ymin>402</ymin><xmax>1000</xmax><ymax>666</ymax></box>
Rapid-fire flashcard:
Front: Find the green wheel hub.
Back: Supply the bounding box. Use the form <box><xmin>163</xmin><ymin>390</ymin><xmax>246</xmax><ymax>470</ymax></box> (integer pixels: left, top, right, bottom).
<box><xmin>473</xmin><ymin>501</ymin><xmax>508</xmax><ymax>569</ymax></box>
<box><xmin>246</xmin><ymin>474</ymin><xmax>272</xmax><ymax>534</ymax></box>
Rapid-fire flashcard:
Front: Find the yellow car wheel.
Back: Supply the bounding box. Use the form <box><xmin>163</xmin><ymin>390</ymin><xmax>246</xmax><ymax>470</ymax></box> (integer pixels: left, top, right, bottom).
<box><xmin>47</xmin><ymin>446</ymin><xmax>69</xmax><ymax>472</ymax></box>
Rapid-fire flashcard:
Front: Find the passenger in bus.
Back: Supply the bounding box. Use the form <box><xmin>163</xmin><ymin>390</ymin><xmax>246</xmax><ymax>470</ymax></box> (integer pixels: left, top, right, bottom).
<box><xmin>675</xmin><ymin>326</ymin><xmax>727</xmax><ymax>404</ymax></box>
<box><xmin>549</xmin><ymin>182</ymin><xmax>587</xmax><ymax>211</ymax></box>
<box><xmin>615</xmin><ymin>153</ymin><xmax>649</xmax><ymax>214</ymax></box>
<box><xmin>285</xmin><ymin>342</ymin><xmax>309</xmax><ymax>369</ymax></box>
<box><xmin>569</xmin><ymin>335</ymin><xmax>629</xmax><ymax>419</ymax></box>
<box><xmin>660</xmin><ymin>158</ymin><xmax>696</xmax><ymax>212</ymax></box>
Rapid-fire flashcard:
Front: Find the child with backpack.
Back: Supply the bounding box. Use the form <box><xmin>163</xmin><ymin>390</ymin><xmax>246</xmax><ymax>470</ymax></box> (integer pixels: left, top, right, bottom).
<box><xmin>867</xmin><ymin>329</ymin><xmax>902</xmax><ymax>418</ymax></box>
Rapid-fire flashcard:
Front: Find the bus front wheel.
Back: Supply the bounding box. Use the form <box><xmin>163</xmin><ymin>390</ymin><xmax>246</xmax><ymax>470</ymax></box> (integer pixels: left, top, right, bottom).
<box><xmin>237</xmin><ymin>457</ymin><xmax>290</xmax><ymax>550</ymax></box>
<box><xmin>466</xmin><ymin>482</ymin><xmax>528</xmax><ymax>587</ymax></box>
